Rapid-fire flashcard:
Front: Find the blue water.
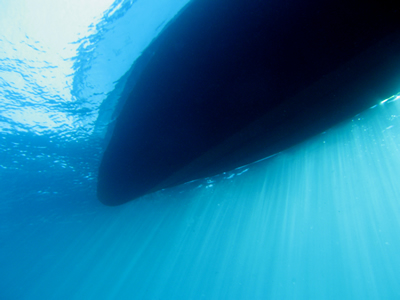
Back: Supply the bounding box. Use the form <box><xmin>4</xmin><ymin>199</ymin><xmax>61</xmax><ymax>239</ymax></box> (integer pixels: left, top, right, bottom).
<box><xmin>1</xmin><ymin>1</ymin><xmax>400</xmax><ymax>299</ymax></box>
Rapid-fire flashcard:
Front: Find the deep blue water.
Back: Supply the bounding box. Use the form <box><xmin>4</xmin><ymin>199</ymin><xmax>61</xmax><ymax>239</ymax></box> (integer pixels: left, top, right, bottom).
<box><xmin>1</xmin><ymin>1</ymin><xmax>400</xmax><ymax>299</ymax></box>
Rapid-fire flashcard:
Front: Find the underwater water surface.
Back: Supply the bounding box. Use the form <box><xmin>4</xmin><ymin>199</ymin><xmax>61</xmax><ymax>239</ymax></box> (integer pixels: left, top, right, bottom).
<box><xmin>1</xmin><ymin>0</ymin><xmax>400</xmax><ymax>299</ymax></box>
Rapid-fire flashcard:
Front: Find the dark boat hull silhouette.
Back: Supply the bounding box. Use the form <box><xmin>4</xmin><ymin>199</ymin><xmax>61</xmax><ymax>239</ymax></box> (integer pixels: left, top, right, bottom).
<box><xmin>98</xmin><ymin>0</ymin><xmax>400</xmax><ymax>205</ymax></box>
